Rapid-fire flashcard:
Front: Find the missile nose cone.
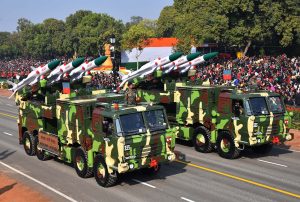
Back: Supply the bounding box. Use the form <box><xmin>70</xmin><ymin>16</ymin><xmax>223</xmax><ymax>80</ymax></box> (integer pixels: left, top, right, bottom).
<box><xmin>48</xmin><ymin>60</ymin><xmax>61</xmax><ymax>70</ymax></box>
<box><xmin>187</xmin><ymin>52</ymin><xmax>202</xmax><ymax>61</ymax></box>
<box><xmin>94</xmin><ymin>56</ymin><xmax>108</xmax><ymax>66</ymax></box>
<box><xmin>203</xmin><ymin>52</ymin><xmax>219</xmax><ymax>61</ymax></box>
<box><xmin>72</xmin><ymin>57</ymin><xmax>85</xmax><ymax>68</ymax></box>
<box><xmin>169</xmin><ymin>52</ymin><xmax>184</xmax><ymax>61</ymax></box>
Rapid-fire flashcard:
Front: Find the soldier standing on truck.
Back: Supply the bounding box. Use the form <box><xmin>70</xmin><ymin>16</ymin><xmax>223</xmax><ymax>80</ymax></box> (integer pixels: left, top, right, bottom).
<box><xmin>125</xmin><ymin>81</ymin><xmax>137</xmax><ymax>105</ymax></box>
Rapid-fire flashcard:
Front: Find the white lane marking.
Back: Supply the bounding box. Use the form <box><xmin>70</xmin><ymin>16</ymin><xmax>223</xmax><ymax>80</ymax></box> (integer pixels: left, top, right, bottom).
<box><xmin>181</xmin><ymin>197</ymin><xmax>195</xmax><ymax>202</ymax></box>
<box><xmin>258</xmin><ymin>159</ymin><xmax>288</xmax><ymax>168</ymax></box>
<box><xmin>6</xmin><ymin>104</ymin><xmax>12</xmax><ymax>106</ymax></box>
<box><xmin>132</xmin><ymin>179</ymin><xmax>156</xmax><ymax>188</ymax></box>
<box><xmin>0</xmin><ymin>161</ymin><xmax>78</xmax><ymax>202</ymax></box>
<box><xmin>3</xmin><ymin>132</ymin><xmax>13</xmax><ymax>136</ymax></box>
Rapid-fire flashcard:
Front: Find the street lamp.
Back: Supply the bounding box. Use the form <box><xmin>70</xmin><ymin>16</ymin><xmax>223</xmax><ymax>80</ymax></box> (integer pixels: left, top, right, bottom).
<box><xmin>109</xmin><ymin>34</ymin><xmax>117</xmax><ymax>90</ymax></box>
<box><xmin>109</xmin><ymin>34</ymin><xmax>116</xmax><ymax>44</ymax></box>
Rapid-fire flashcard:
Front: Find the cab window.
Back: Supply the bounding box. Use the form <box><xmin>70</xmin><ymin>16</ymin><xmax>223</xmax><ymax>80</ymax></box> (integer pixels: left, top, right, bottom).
<box><xmin>102</xmin><ymin>117</ymin><xmax>113</xmax><ymax>136</ymax></box>
<box><xmin>232</xmin><ymin>99</ymin><xmax>244</xmax><ymax>117</ymax></box>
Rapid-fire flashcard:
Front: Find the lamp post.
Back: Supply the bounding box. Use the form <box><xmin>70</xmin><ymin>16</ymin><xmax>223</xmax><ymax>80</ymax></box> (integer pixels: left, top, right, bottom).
<box><xmin>109</xmin><ymin>34</ymin><xmax>117</xmax><ymax>90</ymax></box>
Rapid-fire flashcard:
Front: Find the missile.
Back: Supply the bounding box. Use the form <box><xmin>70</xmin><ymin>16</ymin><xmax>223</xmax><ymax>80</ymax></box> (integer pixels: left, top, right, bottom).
<box><xmin>69</xmin><ymin>56</ymin><xmax>108</xmax><ymax>82</ymax></box>
<box><xmin>119</xmin><ymin>52</ymin><xmax>183</xmax><ymax>87</ymax></box>
<box><xmin>176</xmin><ymin>52</ymin><xmax>219</xmax><ymax>73</ymax></box>
<box><xmin>47</xmin><ymin>57</ymin><xmax>85</xmax><ymax>85</ymax></box>
<box><xmin>8</xmin><ymin>60</ymin><xmax>60</xmax><ymax>98</ymax></box>
<box><xmin>160</xmin><ymin>52</ymin><xmax>202</xmax><ymax>74</ymax></box>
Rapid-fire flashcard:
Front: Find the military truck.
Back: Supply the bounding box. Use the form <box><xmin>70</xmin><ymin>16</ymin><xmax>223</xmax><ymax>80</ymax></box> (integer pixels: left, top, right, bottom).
<box><xmin>136</xmin><ymin>79</ymin><xmax>293</xmax><ymax>159</ymax></box>
<box><xmin>18</xmin><ymin>91</ymin><xmax>176</xmax><ymax>187</ymax></box>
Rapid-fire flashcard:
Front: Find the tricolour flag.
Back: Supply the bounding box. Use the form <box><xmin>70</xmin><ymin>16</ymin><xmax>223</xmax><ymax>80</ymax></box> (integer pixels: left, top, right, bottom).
<box><xmin>223</xmin><ymin>69</ymin><xmax>232</xmax><ymax>80</ymax></box>
<box><xmin>62</xmin><ymin>82</ymin><xmax>71</xmax><ymax>94</ymax></box>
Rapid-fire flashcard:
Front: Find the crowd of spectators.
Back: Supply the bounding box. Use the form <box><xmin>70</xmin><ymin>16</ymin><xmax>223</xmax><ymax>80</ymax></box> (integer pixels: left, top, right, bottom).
<box><xmin>90</xmin><ymin>71</ymin><xmax>121</xmax><ymax>90</ymax></box>
<box><xmin>194</xmin><ymin>54</ymin><xmax>300</xmax><ymax>106</ymax></box>
<box><xmin>0</xmin><ymin>58</ymin><xmax>45</xmax><ymax>78</ymax></box>
<box><xmin>1</xmin><ymin>55</ymin><xmax>300</xmax><ymax>106</ymax></box>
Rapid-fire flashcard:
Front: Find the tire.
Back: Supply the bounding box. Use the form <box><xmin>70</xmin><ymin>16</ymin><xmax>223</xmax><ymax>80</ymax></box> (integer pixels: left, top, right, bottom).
<box><xmin>35</xmin><ymin>136</ymin><xmax>51</xmax><ymax>161</ymax></box>
<box><xmin>23</xmin><ymin>131</ymin><xmax>36</xmax><ymax>156</ymax></box>
<box><xmin>93</xmin><ymin>155</ymin><xmax>118</xmax><ymax>187</ymax></box>
<box><xmin>74</xmin><ymin>147</ymin><xmax>93</xmax><ymax>178</ymax></box>
<box><xmin>252</xmin><ymin>143</ymin><xmax>273</xmax><ymax>155</ymax></box>
<box><xmin>216</xmin><ymin>131</ymin><xmax>240</xmax><ymax>159</ymax></box>
<box><xmin>193</xmin><ymin>126</ymin><xmax>213</xmax><ymax>153</ymax></box>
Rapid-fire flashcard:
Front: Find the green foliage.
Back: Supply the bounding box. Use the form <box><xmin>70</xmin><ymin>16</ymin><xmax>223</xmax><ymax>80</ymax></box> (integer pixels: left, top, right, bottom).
<box><xmin>0</xmin><ymin>10</ymin><xmax>124</xmax><ymax>59</ymax></box>
<box><xmin>157</xmin><ymin>6</ymin><xmax>178</xmax><ymax>37</ymax></box>
<box><xmin>158</xmin><ymin>0</ymin><xmax>300</xmax><ymax>53</ymax></box>
<box><xmin>121</xmin><ymin>19</ymin><xmax>156</xmax><ymax>51</ymax></box>
<box><xmin>125</xmin><ymin>16</ymin><xmax>144</xmax><ymax>29</ymax></box>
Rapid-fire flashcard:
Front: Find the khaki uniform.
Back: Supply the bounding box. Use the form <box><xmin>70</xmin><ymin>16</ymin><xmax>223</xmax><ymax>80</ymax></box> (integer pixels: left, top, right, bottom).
<box><xmin>125</xmin><ymin>88</ymin><xmax>137</xmax><ymax>105</ymax></box>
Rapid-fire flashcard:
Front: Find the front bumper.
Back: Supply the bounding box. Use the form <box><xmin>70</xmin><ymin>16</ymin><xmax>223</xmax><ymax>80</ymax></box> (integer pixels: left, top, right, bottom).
<box><xmin>116</xmin><ymin>153</ymin><xmax>175</xmax><ymax>174</ymax></box>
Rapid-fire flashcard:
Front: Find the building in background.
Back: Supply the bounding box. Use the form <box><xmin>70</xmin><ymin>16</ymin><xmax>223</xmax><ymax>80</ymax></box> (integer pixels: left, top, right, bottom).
<box><xmin>121</xmin><ymin>38</ymin><xmax>221</xmax><ymax>70</ymax></box>
<box><xmin>121</xmin><ymin>38</ymin><xmax>178</xmax><ymax>70</ymax></box>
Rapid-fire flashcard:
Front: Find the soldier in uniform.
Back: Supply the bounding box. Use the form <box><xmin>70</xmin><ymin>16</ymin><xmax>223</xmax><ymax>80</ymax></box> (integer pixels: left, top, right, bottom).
<box><xmin>125</xmin><ymin>81</ymin><xmax>137</xmax><ymax>105</ymax></box>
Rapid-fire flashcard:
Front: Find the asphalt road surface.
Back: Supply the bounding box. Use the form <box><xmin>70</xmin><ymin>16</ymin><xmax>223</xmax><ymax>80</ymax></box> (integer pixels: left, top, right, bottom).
<box><xmin>0</xmin><ymin>95</ymin><xmax>300</xmax><ymax>202</ymax></box>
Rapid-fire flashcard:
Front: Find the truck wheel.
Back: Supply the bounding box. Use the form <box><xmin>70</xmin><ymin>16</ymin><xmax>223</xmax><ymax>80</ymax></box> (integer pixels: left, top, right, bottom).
<box><xmin>252</xmin><ymin>143</ymin><xmax>273</xmax><ymax>155</ymax></box>
<box><xmin>23</xmin><ymin>132</ymin><xmax>36</xmax><ymax>156</ymax></box>
<box><xmin>193</xmin><ymin>126</ymin><xmax>213</xmax><ymax>153</ymax></box>
<box><xmin>35</xmin><ymin>137</ymin><xmax>51</xmax><ymax>161</ymax></box>
<box><xmin>216</xmin><ymin>131</ymin><xmax>240</xmax><ymax>159</ymax></box>
<box><xmin>74</xmin><ymin>147</ymin><xmax>93</xmax><ymax>178</ymax></box>
<box><xmin>93</xmin><ymin>155</ymin><xmax>118</xmax><ymax>187</ymax></box>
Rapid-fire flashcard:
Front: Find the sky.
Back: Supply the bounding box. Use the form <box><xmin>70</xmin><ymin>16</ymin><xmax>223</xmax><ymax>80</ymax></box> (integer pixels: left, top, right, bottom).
<box><xmin>0</xmin><ymin>0</ymin><xmax>174</xmax><ymax>32</ymax></box>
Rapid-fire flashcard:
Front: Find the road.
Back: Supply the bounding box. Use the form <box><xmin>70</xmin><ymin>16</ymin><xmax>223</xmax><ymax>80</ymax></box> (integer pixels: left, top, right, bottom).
<box><xmin>0</xmin><ymin>95</ymin><xmax>300</xmax><ymax>202</ymax></box>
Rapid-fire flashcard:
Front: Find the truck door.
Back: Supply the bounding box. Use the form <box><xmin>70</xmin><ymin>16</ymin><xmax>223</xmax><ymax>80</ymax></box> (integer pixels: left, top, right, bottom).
<box><xmin>231</xmin><ymin>99</ymin><xmax>248</xmax><ymax>143</ymax></box>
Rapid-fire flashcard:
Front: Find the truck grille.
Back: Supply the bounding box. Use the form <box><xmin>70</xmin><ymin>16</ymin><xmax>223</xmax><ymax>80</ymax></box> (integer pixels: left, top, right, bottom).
<box><xmin>266</xmin><ymin>125</ymin><xmax>279</xmax><ymax>135</ymax></box>
<box><xmin>140</xmin><ymin>144</ymin><xmax>162</xmax><ymax>158</ymax></box>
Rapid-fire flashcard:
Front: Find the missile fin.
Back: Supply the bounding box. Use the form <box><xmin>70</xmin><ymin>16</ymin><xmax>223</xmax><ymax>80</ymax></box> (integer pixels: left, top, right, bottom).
<box><xmin>30</xmin><ymin>66</ymin><xmax>36</xmax><ymax>71</ymax></box>
<box><xmin>9</xmin><ymin>90</ymin><xmax>17</xmax><ymax>99</ymax></box>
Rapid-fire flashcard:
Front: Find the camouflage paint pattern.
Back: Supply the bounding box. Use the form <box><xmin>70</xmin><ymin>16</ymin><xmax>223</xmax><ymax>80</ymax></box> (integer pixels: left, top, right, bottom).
<box><xmin>137</xmin><ymin>81</ymin><xmax>293</xmax><ymax>147</ymax></box>
<box><xmin>18</xmin><ymin>89</ymin><xmax>175</xmax><ymax>174</ymax></box>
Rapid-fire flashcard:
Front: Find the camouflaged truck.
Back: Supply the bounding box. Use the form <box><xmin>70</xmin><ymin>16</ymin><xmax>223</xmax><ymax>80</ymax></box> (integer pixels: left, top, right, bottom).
<box><xmin>137</xmin><ymin>80</ymin><xmax>293</xmax><ymax>159</ymax></box>
<box><xmin>18</xmin><ymin>93</ymin><xmax>176</xmax><ymax>187</ymax></box>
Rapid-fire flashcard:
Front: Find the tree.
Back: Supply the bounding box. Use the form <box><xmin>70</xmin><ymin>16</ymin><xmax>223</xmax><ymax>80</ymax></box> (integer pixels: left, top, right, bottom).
<box><xmin>17</xmin><ymin>18</ymin><xmax>33</xmax><ymax>32</ymax></box>
<box><xmin>73</xmin><ymin>12</ymin><xmax>124</xmax><ymax>56</ymax></box>
<box><xmin>156</xmin><ymin>6</ymin><xmax>178</xmax><ymax>37</ymax></box>
<box><xmin>121</xmin><ymin>19</ymin><xmax>156</xmax><ymax>69</ymax></box>
<box><xmin>126</xmin><ymin>16</ymin><xmax>143</xmax><ymax>26</ymax></box>
<box><xmin>160</xmin><ymin>0</ymin><xmax>300</xmax><ymax>55</ymax></box>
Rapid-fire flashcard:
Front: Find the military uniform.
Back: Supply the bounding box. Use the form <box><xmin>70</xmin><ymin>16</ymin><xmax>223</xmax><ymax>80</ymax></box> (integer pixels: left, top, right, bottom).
<box><xmin>125</xmin><ymin>88</ymin><xmax>137</xmax><ymax>105</ymax></box>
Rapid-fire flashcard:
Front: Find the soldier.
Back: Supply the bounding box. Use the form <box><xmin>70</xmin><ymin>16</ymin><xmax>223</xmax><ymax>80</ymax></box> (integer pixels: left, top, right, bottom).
<box><xmin>125</xmin><ymin>81</ymin><xmax>137</xmax><ymax>105</ymax></box>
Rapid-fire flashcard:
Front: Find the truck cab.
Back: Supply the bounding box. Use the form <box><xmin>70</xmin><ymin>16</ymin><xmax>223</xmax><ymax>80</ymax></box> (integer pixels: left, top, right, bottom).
<box><xmin>214</xmin><ymin>89</ymin><xmax>293</xmax><ymax>158</ymax></box>
<box><xmin>91</xmin><ymin>103</ymin><xmax>176</xmax><ymax>176</ymax></box>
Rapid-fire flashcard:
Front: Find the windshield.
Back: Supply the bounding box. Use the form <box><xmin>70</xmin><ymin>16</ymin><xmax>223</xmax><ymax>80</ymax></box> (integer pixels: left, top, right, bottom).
<box><xmin>247</xmin><ymin>97</ymin><xmax>269</xmax><ymax>115</ymax></box>
<box><xmin>144</xmin><ymin>109</ymin><xmax>167</xmax><ymax>131</ymax></box>
<box><xmin>119</xmin><ymin>113</ymin><xmax>146</xmax><ymax>135</ymax></box>
<box><xmin>268</xmin><ymin>96</ymin><xmax>285</xmax><ymax>113</ymax></box>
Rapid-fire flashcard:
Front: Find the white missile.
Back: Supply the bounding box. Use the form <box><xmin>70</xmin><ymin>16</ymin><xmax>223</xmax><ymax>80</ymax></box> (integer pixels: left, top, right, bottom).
<box><xmin>119</xmin><ymin>52</ymin><xmax>183</xmax><ymax>87</ymax></box>
<box><xmin>47</xmin><ymin>57</ymin><xmax>85</xmax><ymax>85</ymax></box>
<box><xmin>176</xmin><ymin>52</ymin><xmax>219</xmax><ymax>73</ymax></box>
<box><xmin>160</xmin><ymin>52</ymin><xmax>202</xmax><ymax>74</ymax></box>
<box><xmin>8</xmin><ymin>60</ymin><xmax>60</xmax><ymax>98</ymax></box>
<box><xmin>69</xmin><ymin>56</ymin><xmax>108</xmax><ymax>82</ymax></box>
